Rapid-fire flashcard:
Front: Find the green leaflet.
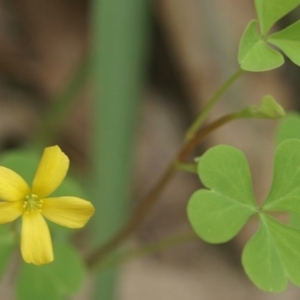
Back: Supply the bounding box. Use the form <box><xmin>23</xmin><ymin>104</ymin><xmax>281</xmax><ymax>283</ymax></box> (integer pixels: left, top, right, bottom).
<box><xmin>238</xmin><ymin>20</ymin><xmax>284</xmax><ymax>71</ymax></box>
<box><xmin>275</xmin><ymin>113</ymin><xmax>300</xmax><ymax>229</ymax></box>
<box><xmin>243</xmin><ymin>214</ymin><xmax>300</xmax><ymax>292</ymax></box>
<box><xmin>262</xmin><ymin>139</ymin><xmax>300</xmax><ymax>214</ymax></box>
<box><xmin>188</xmin><ymin>190</ymin><xmax>256</xmax><ymax>243</ymax></box>
<box><xmin>187</xmin><ymin>145</ymin><xmax>257</xmax><ymax>243</ymax></box>
<box><xmin>239</xmin><ymin>95</ymin><xmax>285</xmax><ymax>119</ymax></box>
<box><xmin>276</xmin><ymin>112</ymin><xmax>300</xmax><ymax>145</ymax></box>
<box><xmin>268</xmin><ymin>20</ymin><xmax>300</xmax><ymax>66</ymax></box>
<box><xmin>238</xmin><ymin>1</ymin><xmax>300</xmax><ymax>71</ymax></box>
<box><xmin>242</xmin><ymin>214</ymin><xmax>287</xmax><ymax>292</ymax></box>
<box><xmin>254</xmin><ymin>0</ymin><xmax>300</xmax><ymax>35</ymax></box>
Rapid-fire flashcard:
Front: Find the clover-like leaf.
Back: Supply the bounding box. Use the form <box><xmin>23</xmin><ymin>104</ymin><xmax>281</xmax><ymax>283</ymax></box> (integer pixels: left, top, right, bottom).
<box><xmin>243</xmin><ymin>213</ymin><xmax>300</xmax><ymax>292</ymax></box>
<box><xmin>267</xmin><ymin>20</ymin><xmax>300</xmax><ymax>66</ymax></box>
<box><xmin>187</xmin><ymin>145</ymin><xmax>257</xmax><ymax>243</ymax></box>
<box><xmin>238</xmin><ymin>20</ymin><xmax>284</xmax><ymax>71</ymax></box>
<box><xmin>276</xmin><ymin>112</ymin><xmax>300</xmax><ymax>145</ymax></box>
<box><xmin>255</xmin><ymin>0</ymin><xmax>300</xmax><ymax>35</ymax></box>
<box><xmin>240</xmin><ymin>95</ymin><xmax>285</xmax><ymax>119</ymax></box>
<box><xmin>262</xmin><ymin>139</ymin><xmax>300</xmax><ymax>214</ymax></box>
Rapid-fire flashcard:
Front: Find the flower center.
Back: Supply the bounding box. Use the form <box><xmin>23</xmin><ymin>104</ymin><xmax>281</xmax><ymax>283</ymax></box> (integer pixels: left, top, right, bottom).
<box><xmin>23</xmin><ymin>194</ymin><xmax>43</xmax><ymax>213</ymax></box>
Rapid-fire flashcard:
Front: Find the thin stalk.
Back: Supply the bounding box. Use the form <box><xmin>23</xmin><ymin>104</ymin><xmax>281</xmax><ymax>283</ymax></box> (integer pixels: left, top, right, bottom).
<box><xmin>174</xmin><ymin>163</ymin><xmax>197</xmax><ymax>174</ymax></box>
<box><xmin>185</xmin><ymin>68</ymin><xmax>244</xmax><ymax>142</ymax></box>
<box><xmin>85</xmin><ymin>112</ymin><xmax>240</xmax><ymax>268</ymax></box>
<box><xmin>86</xmin><ymin>164</ymin><xmax>176</xmax><ymax>268</ymax></box>
<box><xmin>178</xmin><ymin>113</ymin><xmax>240</xmax><ymax>162</ymax></box>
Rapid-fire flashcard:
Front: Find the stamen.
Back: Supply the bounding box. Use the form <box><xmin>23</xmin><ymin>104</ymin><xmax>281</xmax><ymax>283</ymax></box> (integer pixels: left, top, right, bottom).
<box><xmin>23</xmin><ymin>194</ymin><xmax>43</xmax><ymax>213</ymax></box>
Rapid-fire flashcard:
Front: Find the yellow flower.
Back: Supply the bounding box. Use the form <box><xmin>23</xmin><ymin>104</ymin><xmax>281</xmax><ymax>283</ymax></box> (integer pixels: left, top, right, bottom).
<box><xmin>0</xmin><ymin>145</ymin><xmax>95</xmax><ymax>265</ymax></box>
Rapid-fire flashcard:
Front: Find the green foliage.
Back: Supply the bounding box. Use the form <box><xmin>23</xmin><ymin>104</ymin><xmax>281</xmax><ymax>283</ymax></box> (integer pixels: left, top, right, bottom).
<box><xmin>267</xmin><ymin>20</ymin><xmax>300</xmax><ymax>66</ymax></box>
<box><xmin>238</xmin><ymin>20</ymin><xmax>284</xmax><ymax>71</ymax></box>
<box><xmin>239</xmin><ymin>95</ymin><xmax>285</xmax><ymax>119</ymax></box>
<box><xmin>276</xmin><ymin>112</ymin><xmax>300</xmax><ymax>144</ymax></box>
<box><xmin>0</xmin><ymin>0</ymin><xmax>299</xmax><ymax>298</ymax></box>
<box><xmin>238</xmin><ymin>1</ymin><xmax>300</xmax><ymax>71</ymax></box>
<box><xmin>17</xmin><ymin>244</ymin><xmax>86</xmax><ymax>300</ymax></box>
<box><xmin>262</xmin><ymin>140</ymin><xmax>300</xmax><ymax>214</ymax></box>
<box><xmin>254</xmin><ymin>0</ymin><xmax>300</xmax><ymax>35</ymax></box>
<box><xmin>187</xmin><ymin>145</ymin><xmax>257</xmax><ymax>243</ymax></box>
<box><xmin>242</xmin><ymin>213</ymin><xmax>300</xmax><ymax>292</ymax></box>
<box><xmin>242</xmin><ymin>214</ymin><xmax>287</xmax><ymax>292</ymax></box>
<box><xmin>275</xmin><ymin>113</ymin><xmax>300</xmax><ymax>231</ymax></box>
<box><xmin>187</xmin><ymin>139</ymin><xmax>300</xmax><ymax>292</ymax></box>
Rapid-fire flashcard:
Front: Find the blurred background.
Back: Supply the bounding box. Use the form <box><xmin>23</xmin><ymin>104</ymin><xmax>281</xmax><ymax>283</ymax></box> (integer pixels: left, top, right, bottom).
<box><xmin>0</xmin><ymin>0</ymin><xmax>300</xmax><ymax>299</ymax></box>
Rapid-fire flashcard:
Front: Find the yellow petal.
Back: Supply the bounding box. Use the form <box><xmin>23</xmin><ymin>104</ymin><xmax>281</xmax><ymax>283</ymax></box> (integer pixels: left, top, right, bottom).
<box><xmin>0</xmin><ymin>167</ymin><xmax>30</xmax><ymax>201</ymax></box>
<box><xmin>42</xmin><ymin>197</ymin><xmax>95</xmax><ymax>228</ymax></box>
<box><xmin>32</xmin><ymin>146</ymin><xmax>69</xmax><ymax>198</ymax></box>
<box><xmin>0</xmin><ymin>201</ymin><xmax>23</xmax><ymax>224</ymax></box>
<box><xmin>21</xmin><ymin>211</ymin><xmax>53</xmax><ymax>265</ymax></box>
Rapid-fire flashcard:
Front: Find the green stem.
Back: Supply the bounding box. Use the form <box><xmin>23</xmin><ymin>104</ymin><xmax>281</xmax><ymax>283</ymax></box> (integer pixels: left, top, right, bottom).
<box><xmin>86</xmin><ymin>164</ymin><xmax>176</xmax><ymax>268</ymax></box>
<box><xmin>174</xmin><ymin>162</ymin><xmax>197</xmax><ymax>173</ymax></box>
<box><xmin>97</xmin><ymin>231</ymin><xmax>197</xmax><ymax>271</ymax></box>
<box><xmin>178</xmin><ymin>113</ymin><xmax>240</xmax><ymax>162</ymax></box>
<box><xmin>85</xmin><ymin>113</ymin><xmax>240</xmax><ymax>268</ymax></box>
<box><xmin>185</xmin><ymin>68</ymin><xmax>244</xmax><ymax>142</ymax></box>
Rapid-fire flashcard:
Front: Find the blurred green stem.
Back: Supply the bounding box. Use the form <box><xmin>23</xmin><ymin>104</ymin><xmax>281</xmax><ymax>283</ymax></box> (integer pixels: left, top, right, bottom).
<box><xmin>89</xmin><ymin>0</ymin><xmax>149</xmax><ymax>299</ymax></box>
<box><xmin>185</xmin><ymin>68</ymin><xmax>244</xmax><ymax>142</ymax></box>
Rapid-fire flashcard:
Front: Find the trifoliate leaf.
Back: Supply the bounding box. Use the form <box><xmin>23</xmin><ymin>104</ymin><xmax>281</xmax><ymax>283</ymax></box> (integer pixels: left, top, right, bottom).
<box><xmin>243</xmin><ymin>213</ymin><xmax>300</xmax><ymax>292</ymax></box>
<box><xmin>187</xmin><ymin>145</ymin><xmax>257</xmax><ymax>243</ymax></box>
<box><xmin>267</xmin><ymin>20</ymin><xmax>300</xmax><ymax>66</ymax></box>
<box><xmin>262</xmin><ymin>139</ymin><xmax>300</xmax><ymax>214</ymax></box>
<box><xmin>276</xmin><ymin>112</ymin><xmax>300</xmax><ymax>145</ymax></box>
<box><xmin>238</xmin><ymin>20</ymin><xmax>284</xmax><ymax>71</ymax></box>
<box><xmin>254</xmin><ymin>0</ymin><xmax>300</xmax><ymax>35</ymax></box>
<box><xmin>240</xmin><ymin>95</ymin><xmax>285</xmax><ymax>119</ymax></box>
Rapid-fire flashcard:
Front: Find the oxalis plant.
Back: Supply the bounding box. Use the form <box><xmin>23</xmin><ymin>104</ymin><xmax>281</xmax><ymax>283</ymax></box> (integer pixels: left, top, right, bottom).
<box><xmin>0</xmin><ymin>0</ymin><xmax>300</xmax><ymax>299</ymax></box>
<box><xmin>188</xmin><ymin>0</ymin><xmax>300</xmax><ymax>293</ymax></box>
